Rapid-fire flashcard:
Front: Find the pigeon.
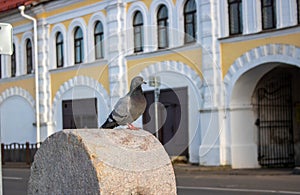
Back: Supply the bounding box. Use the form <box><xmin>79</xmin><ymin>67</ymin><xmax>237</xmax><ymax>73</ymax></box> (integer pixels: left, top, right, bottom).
<box><xmin>100</xmin><ymin>76</ymin><xmax>147</xmax><ymax>130</ymax></box>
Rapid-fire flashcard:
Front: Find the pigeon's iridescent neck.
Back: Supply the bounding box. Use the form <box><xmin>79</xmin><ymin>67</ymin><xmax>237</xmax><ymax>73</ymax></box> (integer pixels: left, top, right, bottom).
<box><xmin>131</xmin><ymin>85</ymin><xmax>143</xmax><ymax>95</ymax></box>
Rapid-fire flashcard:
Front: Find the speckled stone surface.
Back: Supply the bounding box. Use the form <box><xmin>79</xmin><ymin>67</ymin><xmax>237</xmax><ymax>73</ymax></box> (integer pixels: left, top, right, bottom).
<box><xmin>28</xmin><ymin>129</ymin><xmax>177</xmax><ymax>195</ymax></box>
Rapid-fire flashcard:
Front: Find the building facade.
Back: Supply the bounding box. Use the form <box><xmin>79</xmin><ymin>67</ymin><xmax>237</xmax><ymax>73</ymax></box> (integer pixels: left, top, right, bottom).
<box><xmin>0</xmin><ymin>0</ymin><xmax>299</xmax><ymax>168</ymax></box>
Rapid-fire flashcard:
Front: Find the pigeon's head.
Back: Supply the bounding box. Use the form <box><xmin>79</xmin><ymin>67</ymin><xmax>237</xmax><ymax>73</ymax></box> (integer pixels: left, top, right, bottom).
<box><xmin>130</xmin><ymin>76</ymin><xmax>146</xmax><ymax>91</ymax></box>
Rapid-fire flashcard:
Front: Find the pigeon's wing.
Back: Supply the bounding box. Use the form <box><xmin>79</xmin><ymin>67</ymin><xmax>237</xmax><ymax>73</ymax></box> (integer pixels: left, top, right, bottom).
<box><xmin>111</xmin><ymin>95</ymin><xmax>132</xmax><ymax>125</ymax></box>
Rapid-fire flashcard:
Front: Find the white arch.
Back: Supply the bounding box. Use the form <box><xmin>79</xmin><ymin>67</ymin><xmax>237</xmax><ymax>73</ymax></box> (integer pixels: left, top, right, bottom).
<box><xmin>0</xmin><ymin>87</ymin><xmax>36</xmax><ymax>144</ymax></box>
<box><xmin>52</xmin><ymin>76</ymin><xmax>110</xmax><ymax>131</ymax></box>
<box><xmin>0</xmin><ymin>87</ymin><xmax>35</xmax><ymax>109</ymax></box>
<box><xmin>126</xmin><ymin>1</ymin><xmax>150</xmax><ymax>53</ymax></box>
<box><xmin>224</xmin><ymin>44</ymin><xmax>300</xmax><ymax>106</ymax></box>
<box><xmin>49</xmin><ymin>23</ymin><xmax>68</xmax><ymax>69</ymax></box>
<box><xmin>140</xmin><ymin>60</ymin><xmax>202</xmax><ymax>90</ymax></box>
<box><xmin>149</xmin><ymin>0</ymin><xmax>175</xmax><ymax>49</ymax></box>
<box><xmin>224</xmin><ymin>43</ymin><xmax>300</xmax><ymax>168</ymax></box>
<box><xmin>21</xmin><ymin>32</ymin><xmax>34</xmax><ymax>75</ymax></box>
<box><xmin>139</xmin><ymin>60</ymin><xmax>202</xmax><ymax>163</ymax></box>
<box><xmin>52</xmin><ymin>76</ymin><xmax>110</xmax><ymax>114</ymax></box>
<box><xmin>67</xmin><ymin>18</ymin><xmax>88</xmax><ymax>65</ymax></box>
<box><xmin>87</xmin><ymin>12</ymin><xmax>107</xmax><ymax>62</ymax></box>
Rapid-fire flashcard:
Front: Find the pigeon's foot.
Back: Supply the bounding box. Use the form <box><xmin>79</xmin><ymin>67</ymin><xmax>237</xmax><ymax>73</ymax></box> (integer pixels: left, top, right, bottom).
<box><xmin>127</xmin><ymin>123</ymin><xmax>140</xmax><ymax>130</ymax></box>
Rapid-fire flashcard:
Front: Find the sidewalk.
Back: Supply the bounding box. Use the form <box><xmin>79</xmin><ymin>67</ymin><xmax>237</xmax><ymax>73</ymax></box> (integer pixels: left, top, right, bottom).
<box><xmin>2</xmin><ymin>161</ymin><xmax>299</xmax><ymax>176</ymax></box>
<box><xmin>173</xmin><ymin>163</ymin><xmax>298</xmax><ymax>176</ymax></box>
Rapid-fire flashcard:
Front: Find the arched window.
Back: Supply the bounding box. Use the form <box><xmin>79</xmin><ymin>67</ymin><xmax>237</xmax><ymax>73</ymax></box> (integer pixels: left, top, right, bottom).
<box><xmin>26</xmin><ymin>39</ymin><xmax>33</xmax><ymax>74</ymax></box>
<box><xmin>133</xmin><ymin>11</ymin><xmax>144</xmax><ymax>52</ymax></box>
<box><xmin>261</xmin><ymin>0</ymin><xmax>276</xmax><ymax>30</ymax></box>
<box><xmin>184</xmin><ymin>0</ymin><xmax>197</xmax><ymax>43</ymax></box>
<box><xmin>11</xmin><ymin>44</ymin><xmax>16</xmax><ymax>77</ymax></box>
<box><xmin>157</xmin><ymin>5</ymin><xmax>168</xmax><ymax>49</ymax></box>
<box><xmin>56</xmin><ymin>32</ymin><xmax>64</xmax><ymax>68</ymax></box>
<box><xmin>228</xmin><ymin>0</ymin><xmax>243</xmax><ymax>35</ymax></box>
<box><xmin>94</xmin><ymin>21</ymin><xmax>104</xmax><ymax>59</ymax></box>
<box><xmin>74</xmin><ymin>27</ymin><xmax>84</xmax><ymax>64</ymax></box>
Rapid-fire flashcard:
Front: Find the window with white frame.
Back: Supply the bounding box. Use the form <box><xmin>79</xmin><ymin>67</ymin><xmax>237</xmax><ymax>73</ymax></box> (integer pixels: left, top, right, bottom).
<box><xmin>228</xmin><ymin>0</ymin><xmax>243</xmax><ymax>35</ymax></box>
<box><xmin>26</xmin><ymin>39</ymin><xmax>33</xmax><ymax>74</ymax></box>
<box><xmin>157</xmin><ymin>5</ymin><xmax>169</xmax><ymax>49</ymax></box>
<box><xmin>94</xmin><ymin>21</ymin><xmax>104</xmax><ymax>59</ymax></box>
<box><xmin>133</xmin><ymin>11</ymin><xmax>144</xmax><ymax>53</ymax></box>
<box><xmin>0</xmin><ymin>55</ymin><xmax>2</xmax><ymax>79</ymax></box>
<box><xmin>184</xmin><ymin>0</ymin><xmax>197</xmax><ymax>43</ymax></box>
<box><xmin>62</xmin><ymin>98</ymin><xmax>98</xmax><ymax>129</ymax></box>
<box><xmin>261</xmin><ymin>0</ymin><xmax>276</xmax><ymax>30</ymax></box>
<box><xmin>11</xmin><ymin>44</ymin><xmax>16</xmax><ymax>77</ymax></box>
<box><xmin>297</xmin><ymin>0</ymin><xmax>300</xmax><ymax>24</ymax></box>
<box><xmin>56</xmin><ymin>32</ymin><xmax>64</xmax><ymax>68</ymax></box>
<box><xmin>74</xmin><ymin>27</ymin><xmax>84</xmax><ymax>64</ymax></box>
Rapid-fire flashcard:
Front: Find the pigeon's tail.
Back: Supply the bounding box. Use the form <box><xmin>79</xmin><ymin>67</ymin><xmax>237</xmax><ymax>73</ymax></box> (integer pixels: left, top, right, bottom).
<box><xmin>100</xmin><ymin>113</ymin><xmax>119</xmax><ymax>129</ymax></box>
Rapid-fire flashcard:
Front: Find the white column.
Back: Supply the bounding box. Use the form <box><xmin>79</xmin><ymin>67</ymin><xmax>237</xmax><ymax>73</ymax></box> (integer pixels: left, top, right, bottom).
<box><xmin>199</xmin><ymin>0</ymin><xmax>228</xmax><ymax>166</ymax></box>
<box><xmin>243</xmin><ymin>0</ymin><xmax>260</xmax><ymax>34</ymax></box>
<box><xmin>277</xmin><ymin>0</ymin><xmax>298</xmax><ymax>28</ymax></box>
<box><xmin>33</xmin><ymin>6</ymin><xmax>53</xmax><ymax>140</ymax></box>
<box><xmin>105</xmin><ymin>0</ymin><xmax>128</xmax><ymax>106</ymax></box>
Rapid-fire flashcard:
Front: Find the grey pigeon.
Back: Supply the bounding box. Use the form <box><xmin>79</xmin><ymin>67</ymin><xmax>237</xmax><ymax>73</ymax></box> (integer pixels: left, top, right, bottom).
<box><xmin>101</xmin><ymin>76</ymin><xmax>147</xmax><ymax>130</ymax></box>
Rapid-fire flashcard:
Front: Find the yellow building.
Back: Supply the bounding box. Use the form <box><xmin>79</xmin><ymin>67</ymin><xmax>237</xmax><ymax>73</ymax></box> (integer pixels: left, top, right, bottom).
<box><xmin>0</xmin><ymin>0</ymin><xmax>299</xmax><ymax>168</ymax></box>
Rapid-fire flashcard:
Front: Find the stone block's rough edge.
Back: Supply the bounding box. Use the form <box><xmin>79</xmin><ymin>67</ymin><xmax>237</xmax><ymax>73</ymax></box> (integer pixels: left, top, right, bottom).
<box><xmin>28</xmin><ymin>129</ymin><xmax>177</xmax><ymax>195</ymax></box>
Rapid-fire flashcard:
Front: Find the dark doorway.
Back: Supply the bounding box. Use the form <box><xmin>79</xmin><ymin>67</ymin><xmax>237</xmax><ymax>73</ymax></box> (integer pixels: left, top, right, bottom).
<box><xmin>254</xmin><ymin>69</ymin><xmax>295</xmax><ymax>167</ymax></box>
<box><xmin>62</xmin><ymin>98</ymin><xmax>98</xmax><ymax>129</ymax></box>
<box><xmin>143</xmin><ymin>87</ymin><xmax>188</xmax><ymax>157</ymax></box>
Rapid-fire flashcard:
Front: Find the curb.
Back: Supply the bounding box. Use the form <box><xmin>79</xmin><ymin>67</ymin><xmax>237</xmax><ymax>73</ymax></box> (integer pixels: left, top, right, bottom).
<box><xmin>2</xmin><ymin>162</ymin><xmax>31</xmax><ymax>169</ymax></box>
<box><xmin>173</xmin><ymin>163</ymin><xmax>295</xmax><ymax>176</ymax></box>
<box><xmin>293</xmin><ymin>167</ymin><xmax>300</xmax><ymax>175</ymax></box>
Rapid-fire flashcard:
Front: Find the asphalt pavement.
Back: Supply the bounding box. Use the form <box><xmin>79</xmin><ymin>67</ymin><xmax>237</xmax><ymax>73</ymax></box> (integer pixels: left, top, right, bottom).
<box><xmin>2</xmin><ymin>163</ymin><xmax>300</xmax><ymax>195</ymax></box>
<box><xmin>175</xmin><ymin>164</ymin><xmax>300</xmax><ymax>195</ymax></box>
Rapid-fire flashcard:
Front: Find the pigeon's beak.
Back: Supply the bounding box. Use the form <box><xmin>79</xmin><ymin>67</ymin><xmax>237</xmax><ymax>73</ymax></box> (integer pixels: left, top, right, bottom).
<box><xmin>143</xmin><ymin>81</ymin><xmax>147</xmax><ymax>84</ymax></box>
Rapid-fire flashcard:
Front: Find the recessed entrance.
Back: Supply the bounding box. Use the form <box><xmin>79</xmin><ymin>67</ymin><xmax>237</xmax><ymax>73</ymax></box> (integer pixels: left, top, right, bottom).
<box><xmin>62</xmin><ymin>98</ymin><xmax>98</xmax><ymax>129</ymax></box>
<box><xmin>230</xmin><ymin>64</ymin><xmax>300</xmax><ymax>168</ymax></box>
<box><xmin>143</xmin><ymin>87</ymin><xmax>188</xmax><ymax>157</ymax></box>
<box><xmin>254</xmin><ymin>69</ymin><xmax>295</xmax><ymax>167</ymax></box>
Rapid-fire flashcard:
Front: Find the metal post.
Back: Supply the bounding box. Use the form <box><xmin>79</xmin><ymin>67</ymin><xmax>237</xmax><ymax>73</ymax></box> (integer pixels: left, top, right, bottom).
<box><xmin>154</xmin><ymin>87</ymin><xmax>160</xmax><ymax>139</ymax></box>
<box><xmin>149</xmin><ymin>76</ymin><xmax>161</xmax><ymax>139</ymax></box>
<box><xmin>19</xmin><ymin>6</ymin><xmax>40</xmax><ymax>145</ymax></box>
<box><xmin>0</xmin><ymin>111</ymin><xmax>2</xmax><ymax>195</ymax></box>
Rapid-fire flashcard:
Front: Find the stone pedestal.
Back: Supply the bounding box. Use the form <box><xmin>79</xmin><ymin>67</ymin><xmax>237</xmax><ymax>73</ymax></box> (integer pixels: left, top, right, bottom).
<box><xmin>28</xmin><ymin>129</ymin><xmax>176</xmax><ymax>195</ymax></box>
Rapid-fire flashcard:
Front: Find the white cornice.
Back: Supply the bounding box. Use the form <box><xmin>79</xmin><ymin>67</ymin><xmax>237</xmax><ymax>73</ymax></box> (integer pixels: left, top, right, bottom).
<box><xmin>219</xmin><ymin>25</ymin><xmax>300</xmax><ymax>43</ymax></box>
<box><xmin>44</xmin><ymin>1</ymin><xmax>107</xmax><ymax>24</ymax></box>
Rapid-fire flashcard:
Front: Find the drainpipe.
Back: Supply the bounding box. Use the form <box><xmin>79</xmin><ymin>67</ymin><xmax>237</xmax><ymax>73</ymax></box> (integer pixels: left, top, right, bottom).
<box><xmin>18</xmin><ymin>5</ymin><xmax>40</xmax><ymax>145</ymax></box>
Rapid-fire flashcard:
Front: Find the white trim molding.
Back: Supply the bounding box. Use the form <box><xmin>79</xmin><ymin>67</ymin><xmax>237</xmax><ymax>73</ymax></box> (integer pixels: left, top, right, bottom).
<box><xmin>224</xmin><ymin>43</ymin><xmax>300</xmax><ymax>106</ymax></box>
<box><xmin>52</xmin><ymin>75</ymin><xmax>110</xmax><ymax>117</ymax></box>
<box><xmin>49</xmin><ymin>23</ymin><xmax>68</xmax><ymax>69</ymax></box>
<box><xmin>0</xmin><ymin>87</ymin><xmax>35</xmax><ymax>109</ymax></box>
<box><xmin>126</xmin><ymin>1</ymin><xmax>150</xmax><ymax>53</ymax></box>
<box><xmin>87</xmin><ymin>12</ymin><xmax>107</xmax><ymax>62</ymax></box>
<box><xmin>67</xmin><ymin>18</ymin><xmax>88</xmax><ymax>66</ymax></box>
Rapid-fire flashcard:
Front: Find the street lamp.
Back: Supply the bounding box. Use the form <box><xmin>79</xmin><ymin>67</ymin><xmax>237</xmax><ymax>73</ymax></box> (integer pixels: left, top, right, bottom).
<box><xmin>149</xmin><ymin>76</ymin><xmax>161</xmax><ymax>139</ymax></box>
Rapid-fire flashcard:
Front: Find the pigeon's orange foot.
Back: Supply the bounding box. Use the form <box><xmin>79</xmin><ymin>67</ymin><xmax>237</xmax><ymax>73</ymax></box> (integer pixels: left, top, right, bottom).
<box><xmin>127</xmin><ymin>123</ymin><xmax>140</xmax><ymax>130</ymax></box>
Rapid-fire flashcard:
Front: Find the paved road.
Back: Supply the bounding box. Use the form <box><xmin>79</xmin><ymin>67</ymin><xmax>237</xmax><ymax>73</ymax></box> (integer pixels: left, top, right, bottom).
<box><xmin>2</xmin><ymin>167</ymin><xmax>300</xmax><ymax>195</ymax></box>
<box><xmin>176</xmin><ymin>176</ymin><xmax>300</xmax><ymax>195</ymax></box>
<box><xmin>175</xmin><ymin>167</ymin><xmax>300</xmax><ymax>195</ymax></box>
<box><xmin>3</xmin><ymin>168</ymin><xmax>29</xmax><ymax>195</ymax></box>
